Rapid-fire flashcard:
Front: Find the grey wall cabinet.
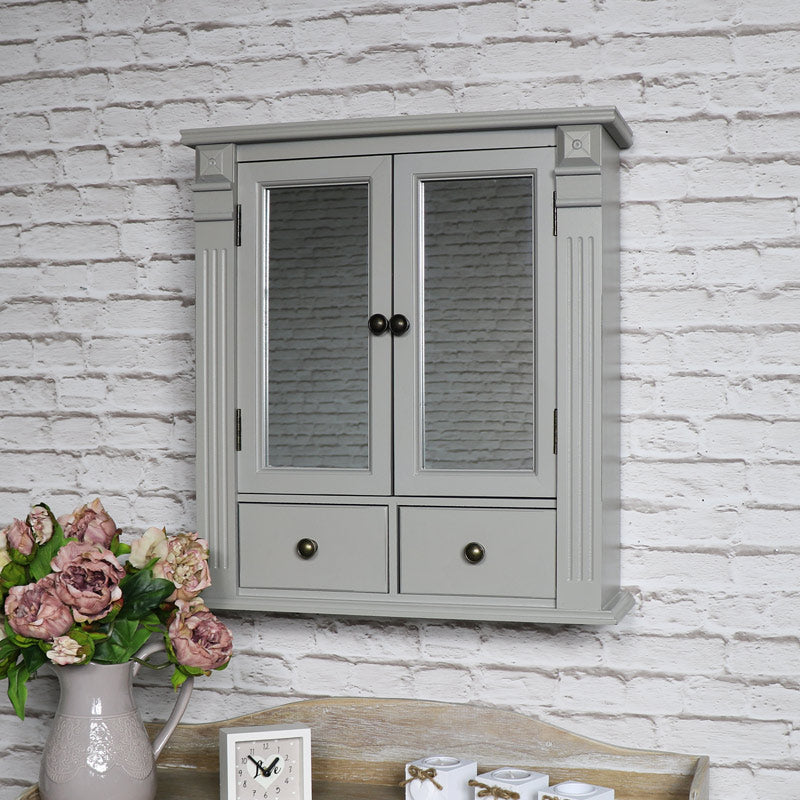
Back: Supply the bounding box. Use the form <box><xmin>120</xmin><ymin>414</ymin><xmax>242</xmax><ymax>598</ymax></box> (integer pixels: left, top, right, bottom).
<box><xmin>181</xmin><ymin>108</ymin><xmax>633</xmax><ymax>624</ymax></box>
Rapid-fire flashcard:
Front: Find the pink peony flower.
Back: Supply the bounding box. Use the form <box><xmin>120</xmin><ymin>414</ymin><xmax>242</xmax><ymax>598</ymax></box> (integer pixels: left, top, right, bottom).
<box><xmin>58</xmin><ymin>498</ymin><xmax>119</xmax><ymax>548</ymax></box>
<box><xmin>168</xmin><ymin>598</ymin><xmax>233</xmax><ymax>671</ymax></box>
<box><xmin>128</xmin><ymin>526</ymin><xmax>169</xmax><ymax>569</ymax></box>
<box><xmin>47</xmin><ymin>634</ymin><xmax>90</xmax><ymax>666</ymax></box>
<box><xmin>28</xmin><ymin>505</ymin><xmax>53</xmax><ymax>545</ymax></box>
<box><xmin>153</xmin><ymin>532</ymin><xmax>211</xmax><ymax>602</ymax></box>
<box><xmin>3</xmin><ymin>518</ymin><xmax>36</xmax><ymax>556</ymax></box>
<box><xmin>5</xmin><ymin>576</ymin><xmax>74</xmax><ymax>640</ymax></box>
<box><xmin>51</xmin><ymin>541</ymin><xmax>125</xmax><ymax>623</ymax></box>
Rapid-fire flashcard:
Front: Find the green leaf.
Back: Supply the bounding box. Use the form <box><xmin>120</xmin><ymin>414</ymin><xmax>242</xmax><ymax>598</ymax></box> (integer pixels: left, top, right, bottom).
<box><xmin>7</xmin><ymin>660</ymin><xmax>30</xmax><ymax>720</ymax></box>
<box><xmin>0</xmin><ymin>637</ymin><xmax>20</xmax><ymax>661</ymax></box>
<box><xmin>93</xmin><ymin>619</ymin><xmax>152</xmax><ymax>664</ymax></box>
<box><xmin>170</xmin><ymin>667</ymin><xmax>190</xmax><ymax>689</ymax></box>
<box><xmin>29</xmin><ymin>521</ymin><xmax>66</xmax><ymax>581</ymax></box>
<box><xmin>0</xmin><ymin>561</ymin><xmax>28</xmax><ymax>588</ymax></box>
<box><xmin>9</xmin><ymin>545</ymin><xmax>36</xmax><ymax>566</ymax></box>
<box><xmin>111</xmin><ymin>539</ymin><xmax>131</xmax><ymax>557</ymax></box>
<box><xmin>20</xmin><ymin>644</ymin><xmax>46</xmax><ymax>675</ymax></box>
<box><xmin>117</xmin><ymin>569</ymin><xmax>174</xmax><ymax>621</ymax></box>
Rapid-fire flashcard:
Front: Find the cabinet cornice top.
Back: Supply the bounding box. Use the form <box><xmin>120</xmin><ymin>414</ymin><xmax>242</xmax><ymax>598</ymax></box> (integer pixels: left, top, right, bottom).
<box><xmin>180</xmin><ymin>106</ymin><xmax>632</xmax><ymax>150</ymax></box>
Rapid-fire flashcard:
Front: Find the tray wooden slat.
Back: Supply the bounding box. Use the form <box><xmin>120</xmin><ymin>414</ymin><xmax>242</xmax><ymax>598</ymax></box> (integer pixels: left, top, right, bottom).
<box><xmin>17</xmin><ymin>697</ymin><xmax>708</xmax><ymax>800</ymax></box>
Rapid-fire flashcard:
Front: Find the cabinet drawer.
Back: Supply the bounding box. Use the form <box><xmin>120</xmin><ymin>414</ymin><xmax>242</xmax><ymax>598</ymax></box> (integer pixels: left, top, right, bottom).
<box><xmin>238</xmin><ymin>503</ymin><xmax>388</xmax><ymax>592</ymax></box>
<box><xmin>399</xmin><ymin>507</ymin><xmax>555</xmax><ymax>599</ymax></box>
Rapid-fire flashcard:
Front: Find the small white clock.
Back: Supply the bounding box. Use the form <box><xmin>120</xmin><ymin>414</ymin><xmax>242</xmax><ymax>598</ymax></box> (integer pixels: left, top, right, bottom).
<box><xmin>220</xmin><ymin>723</ymin><xmax>312</xmax><ymax>800</ymax></box>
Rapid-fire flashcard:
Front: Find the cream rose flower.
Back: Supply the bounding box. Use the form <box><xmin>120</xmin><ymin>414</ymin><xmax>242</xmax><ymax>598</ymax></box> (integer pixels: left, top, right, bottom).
<box><xmin>128</xmin><ymin>526</ymin><xmax>169</xmax><ymax>569</ymax></box>
<box><xmin>28</xmin><ymin>505</ymin><xmax>53</xmax><ymax>545</ymax></box>
<box><xmin>153</xmin><ymin>532</ymin><xmax>211</xmax><ymax>602</ymax></box>
<box><xmin>47</xmin><ymin>634</ymin><xmax>90</xmax><ymax>666</ymax></box>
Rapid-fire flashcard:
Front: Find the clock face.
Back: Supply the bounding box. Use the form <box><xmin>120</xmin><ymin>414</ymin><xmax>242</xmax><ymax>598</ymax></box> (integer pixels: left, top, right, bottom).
<box><xmin>227</xmin><ymin>731</ymin><xmax>308</xmax><ymax>800</ymax></box>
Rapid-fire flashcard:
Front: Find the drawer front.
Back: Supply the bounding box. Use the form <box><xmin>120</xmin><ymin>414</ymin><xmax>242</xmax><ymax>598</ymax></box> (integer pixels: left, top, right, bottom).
<box><xmin>239</xmin><ymin>503</ymin><xmax>388</xmax><ymax>592</ymax></box>
<box><xmin>399</xmin><ymin>507</ymin><xmax>555</xmax><ymax>599</ymax></box>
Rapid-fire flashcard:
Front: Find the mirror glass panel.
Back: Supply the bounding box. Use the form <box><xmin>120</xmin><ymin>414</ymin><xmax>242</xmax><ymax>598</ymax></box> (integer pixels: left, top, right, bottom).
<box><xmin>265</xmin><ymin>183</ymin><xmax>370</xmax><ymax>469</ymax></box>
<box><xmin>420</xmin><ymin>175</ymin><xmax>535</xmax><ymax>471</ymax></box>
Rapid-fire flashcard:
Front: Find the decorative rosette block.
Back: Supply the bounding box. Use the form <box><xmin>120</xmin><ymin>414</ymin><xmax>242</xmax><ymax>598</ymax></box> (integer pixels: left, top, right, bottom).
<box><xmin>538</xmin><ymin>781</ymin><xmax>614</xmax><ymax>800</ymax></box>
<box><xmin>471</xmin><ymin>768</ymin><xmax>549</xmax><ymax>800</ymax></box>
<box><xmin>402</xmin><ymin>757</ymin><xmax>478</xmax><ymax>800</ymax></box>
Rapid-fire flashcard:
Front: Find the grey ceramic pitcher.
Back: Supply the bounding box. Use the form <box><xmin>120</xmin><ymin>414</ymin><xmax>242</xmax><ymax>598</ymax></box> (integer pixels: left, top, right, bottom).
<box><xmin>39</xmin><ymin>641</ymin><xmax>194</xmax><ymax>800</ymax></box>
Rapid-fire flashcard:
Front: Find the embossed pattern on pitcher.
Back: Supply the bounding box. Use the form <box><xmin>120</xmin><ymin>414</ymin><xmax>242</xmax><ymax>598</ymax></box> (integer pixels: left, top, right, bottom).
<box><xmin>43</xmin><ymin>712</ymin><xmax>155</xmax><ymax>784</ymax></box>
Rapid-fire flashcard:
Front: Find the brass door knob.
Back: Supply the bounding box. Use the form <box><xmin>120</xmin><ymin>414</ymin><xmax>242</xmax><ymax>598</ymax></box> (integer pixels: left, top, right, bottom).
<box><xmin>463</xmin><ymin>542</ymin><xmax>485</xmax><ymax>564</ymax></box>
<box><xmin>296</xmin><ymin>538</ymin><xmax>318</xmax><ymax>560</ymax></box>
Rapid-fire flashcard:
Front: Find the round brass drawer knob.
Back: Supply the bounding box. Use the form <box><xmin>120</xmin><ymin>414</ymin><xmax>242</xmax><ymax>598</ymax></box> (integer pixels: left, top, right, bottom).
<box><xmin>463</xmin><ymin>542</ymin><xmax>485</xmax><ymax>564</ymax></box>
<box><xmin>296</xmin><ymin>538</ymin><xmax>318</xmax><ymax>560</ymax></box>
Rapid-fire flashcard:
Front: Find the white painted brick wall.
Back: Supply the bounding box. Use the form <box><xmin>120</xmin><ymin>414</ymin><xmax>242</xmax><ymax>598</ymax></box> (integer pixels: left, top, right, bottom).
<box><xmin>1</xmin><ymin>1</ymin><xmax>799</xmax><ymax>797</ymax></box>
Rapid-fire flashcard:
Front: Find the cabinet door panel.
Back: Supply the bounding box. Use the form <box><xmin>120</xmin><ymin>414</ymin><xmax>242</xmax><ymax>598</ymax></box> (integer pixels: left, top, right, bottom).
<box><xmin>393</xmin><ymin>149</ymin><xmax>556</xmax><ymax>498</ymax></box>
<box><xmin>239</xmin><ymin>503</ymin><xmax>388</xmax><ymax>592</ymax></box>
<box><xmin>399</xmin><ymin>507</ymin><xmax>555</xmax><ymax>598</ymax></box>
<box><xmin>237</xmin><ymin>157</ymin><xmax>392</xmax><ymax>495</ymax></box>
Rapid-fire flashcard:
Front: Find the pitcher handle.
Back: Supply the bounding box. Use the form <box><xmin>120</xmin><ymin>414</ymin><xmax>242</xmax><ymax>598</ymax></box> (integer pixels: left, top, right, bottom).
<box><xmin>133</xmin><ymin>639</ymin><xmax>194</xmax><ymax>760</ymax></box>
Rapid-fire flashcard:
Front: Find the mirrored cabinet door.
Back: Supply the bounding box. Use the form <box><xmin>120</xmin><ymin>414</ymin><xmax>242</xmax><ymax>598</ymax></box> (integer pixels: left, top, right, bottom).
<box><xmin>237</xmin><ymin>156</ymin><xmax>392</xmax><ymax>495</ymax></box>
<box><xmin>393</xmin><ymin>149</ymin><xmax>556</xmax><ymax>498</ymax></box>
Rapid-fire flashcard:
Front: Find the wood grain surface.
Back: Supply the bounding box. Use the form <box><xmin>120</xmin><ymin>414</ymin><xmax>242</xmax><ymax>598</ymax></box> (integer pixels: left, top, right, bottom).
<box><xmin>17</xmin><ymin>697</ymin><xmax>708</xmax><ymax>800</ymax></box>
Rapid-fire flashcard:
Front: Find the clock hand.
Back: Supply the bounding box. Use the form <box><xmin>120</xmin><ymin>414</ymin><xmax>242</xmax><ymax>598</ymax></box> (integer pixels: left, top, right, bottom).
<box><xmin>248</xmin><ymin>755</ymin><xmax>267</xmax><ymax>778</ymax></box>
<box><xmin>263</xmin><ymin>756</ymin><xmax>281</xmax><ymax>776</ymax></box>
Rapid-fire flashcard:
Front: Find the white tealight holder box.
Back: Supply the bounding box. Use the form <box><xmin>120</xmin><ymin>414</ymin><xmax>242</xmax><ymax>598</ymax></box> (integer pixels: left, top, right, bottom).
<box><xmin>474</xmin><ymin>767</ymin><xmax>549</xmax><ymax>800</ymax></box>
<box><xmin>538</xmin><ymin>781</ymin><xmax>614</xmax><ymax>800</ymax></box>
<box><xmin>404</xmin><ymin>756</ymin><xmax>478</xmax><ymax>800</ymax></box>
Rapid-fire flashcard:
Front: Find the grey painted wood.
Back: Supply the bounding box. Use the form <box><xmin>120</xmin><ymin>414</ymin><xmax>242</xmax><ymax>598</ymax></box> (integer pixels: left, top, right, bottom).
<box><xmin>398</xmin><ymin>507</ymin><xmax>556</xmax><ymax>598</ymax></box>
<box><xmin>236</xmin><ymin>156</ymin><xmax>393</xmax><ymax>496</ymax></box>
<box><xmin>185</xmin><ymin>109</ymin><xmax>632</xmax><ymax>624</ymax></box>
<box><xmin>180</xmin><ymin>107</ymin><xmax>632</xmax><ymax>149</ymax></box>
<box><xmin>236</xmin><ymin>129</ymin><xmax>556</xmax><ymax>163</ymax></box>
<box><xmin>192</xmin><ymin>145</ymin><xmax>238</xmax><ymax>603</ymax></box>
<box><xmin>554</xmin><ymin>125</ymin><xmax>624</xmax><ymax>614</ymax></box>
<box><xmin>392</xmin><ymin>148</ymin><xmax>556</xmax><ymax>499</ymax></box>
<box><xmin>239</xmin><ymin>503</ymin><xmax>389</xmax><ymax>592</ymax></box>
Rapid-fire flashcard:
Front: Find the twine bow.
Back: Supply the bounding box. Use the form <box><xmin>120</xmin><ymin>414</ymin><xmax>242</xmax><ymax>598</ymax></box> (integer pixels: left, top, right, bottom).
<box><xmin>400</xmin><ymin>766</ymin><xmax>444</xmax><ymax>791</ymax></box>
<box><xmin>468</xmin><ymin>780</ymin><xmax>520</xmax><ymax>800</ymax></box>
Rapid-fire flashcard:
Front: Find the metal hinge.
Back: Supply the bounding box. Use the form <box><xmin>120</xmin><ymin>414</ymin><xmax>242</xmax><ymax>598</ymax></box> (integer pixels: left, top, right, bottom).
<box><xmin>235</xmin><ymin>408</ymin><xmax>242</xmax><ymax>451</ymax></box>
<box><xmin>235</xmin><ymin>204</ymin><xmax>242</xmax><ymax>246</ymax></box>
<box><xmin>553</xmin><ymin>408</ymin><xmax>558</xmax><ymax>455</ymax></box>
<box><xmin>552</xmin><ymin>190</ymin><xmax>557</xmax><ymax>236</ymax></box>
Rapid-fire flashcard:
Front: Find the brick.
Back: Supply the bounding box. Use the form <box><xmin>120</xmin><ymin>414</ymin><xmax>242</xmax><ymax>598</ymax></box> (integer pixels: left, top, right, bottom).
<box><xmin>474</xmin><ymin>668</ymin><xmax>556</xmax><ymax>711</ymax></box>
<box><xmin>663</xmin><ymin>199</ymin><xmax>795</xmax><ymax>245</ymax></box>
<box><xmin>662</xmin><ymin>717</ymin><xmax>789</xmax><ymax>762</ymax></box>
<box><xmin>411</xmin><ymin>665</ymin><xmax>471</xmax><ymax>702</ymax></box>
<box><xmin>48</xmin><ymin>108</ymin><xmax>97</xmax><ymax>141</ymax></box>
<box><xmin>20</xmin><ymin>223</ymin><xmax>119</xmax><ymax>260</ymax></box>
<box><xmin>633</xmin><ymin>118</ymin><xmax>729</xmax><ymax>157</ymax></box>
<box><xmin>32</xmin><ymin>337</ymin><xmax>83</xmax><ymax>366</ymax></box>
<box><xmin>404</xmin><ymin>8</ymin><xmax>460</xmax><ymax>42</ymax></box>
<box><xmin>625</xmin><ymin>549</ymin><xmax>731</xmax><ymax>592</ymax></box>
<box><xmin>0</xmin><ymin>1</ymin><xmax>83</xmax><ymax>38</ymax></box>
<box><xmin>622</xmin><ymin>460</ymin><xmax>746</xmax><ymax>503</ymax></box>
<box><xmin>601</xmin><ymin>35</ymin><xmax>732</xmax><ymax>75</ymax></box>
<box><xmin>0</xmin><ymin>338</ymin><xmax>34</xmax><ymax>369</ymax></box>
<box><xmin>727</xmin><ymin>638</ymin><xmax>800</xmax><ymax>678</ymax></box>
<box><xmin>85</xmin><ymin>0</ymin><xmax>153</xmax><ymax>32</ymax></box>
<box><xmin>462</xmin><ymin>3</ymin><xmax>518</xmax><ymax>38</ymax></box>
<box><xmin>0</xmin><ymin>42</ymin><xmax>38</xmax><ymax>76</ymax></box>
<box><xmin>90</xmin><ymin>33</ymin><xmax>138</xmax><ymax>64</ymax></box>
<box><xmin>348</xmin><ymin>12</ymin><xmax>405</xmax><ymax>49</ymax></box>
<box><xmin>138</xmin><ymin>29</ymin><xmax>190</xmax><ymax>60</ymax></box>
<box><xmin>61</xmin><ymin>146</ymin><xmax>113</xmax><ymax>183</ymax></box>
<box><xmin>36</xmin><ymin>36</ymin><xmax>90</xmax><ymax>70</ymax></box>
<box><xmin>0</xmin><ymin>151</ymin><xmax>58</xmax><ymax>186</ymax></box>
<box><xmin>732</xmin><ymin>115</ymin><xmax>800</xmax><ymax>155</ymax></box>
<box><xmin>98</xmin><ymin>104</ymin><xmax>149</xmax><ymax>138</ymax></box>
<box><xmin>603</xmin><ymin>633</ymin><xmax>726</xmax><ymax>674</ymax></box>
<box><xmin>623</xmin><ymin>418</ymin><xmax>698</xmax><ymax>457</ymax></box>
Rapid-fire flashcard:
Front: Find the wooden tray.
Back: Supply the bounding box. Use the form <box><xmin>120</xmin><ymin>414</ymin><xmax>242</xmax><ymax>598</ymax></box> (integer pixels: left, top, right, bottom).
<box><xmin>18</xmin><ymin>697</ymin><xmax>708</xmax><ymax>800</ymax></box>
